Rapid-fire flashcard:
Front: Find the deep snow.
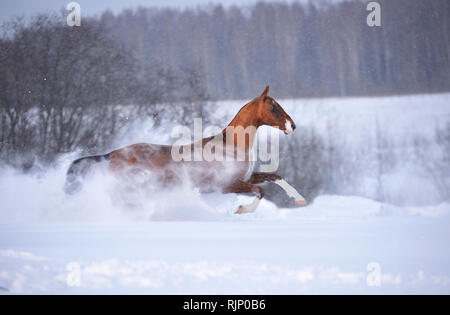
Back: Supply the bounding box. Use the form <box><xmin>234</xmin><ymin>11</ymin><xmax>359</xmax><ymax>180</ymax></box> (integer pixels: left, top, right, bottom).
<box><xmin>1</xmin><ymin>198</ymin><xmax>450</xmax><ymax>294</ymax></box>
<box><xmin>1</xmin><ymin>93</ymin><xmax>450</xmax><ymax>294</ymax></box>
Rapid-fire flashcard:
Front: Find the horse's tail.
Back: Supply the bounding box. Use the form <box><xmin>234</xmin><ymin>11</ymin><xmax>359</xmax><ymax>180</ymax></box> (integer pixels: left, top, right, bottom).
<box><xmin>64</xmin><ymin>153</ymin><xmax>110</xmax><ymax>195</ymax></box>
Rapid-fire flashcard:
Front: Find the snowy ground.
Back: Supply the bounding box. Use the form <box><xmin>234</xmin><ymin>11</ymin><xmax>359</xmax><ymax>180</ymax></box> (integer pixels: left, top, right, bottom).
<box><xmin>1</xmin><ymin>196</ymin><xmax>449</xmax><ymax>294</ymax></box>
<box><xmin>1</xmin><ymin>93</ymin><xmax>450</xmax><ymax>294</ymax></box>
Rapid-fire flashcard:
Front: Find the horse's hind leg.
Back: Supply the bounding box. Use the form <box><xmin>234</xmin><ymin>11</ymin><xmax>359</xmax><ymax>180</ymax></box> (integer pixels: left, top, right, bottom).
<box><xmin>224</xmin><ymin>181</ymin><xmax>264</xmax><ymax>214</ymax></box>
<box><xmin>64</xmin><ymin>154</ymin><xmax>110</xmax><ymax>194</ymax></box>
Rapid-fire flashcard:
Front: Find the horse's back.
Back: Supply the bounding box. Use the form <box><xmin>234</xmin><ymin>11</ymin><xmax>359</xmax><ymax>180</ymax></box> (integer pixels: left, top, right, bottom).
<box><xmin>109</xmin><ymin>143</ymin><xmax>172</xmax><ymax>171</ymax></box>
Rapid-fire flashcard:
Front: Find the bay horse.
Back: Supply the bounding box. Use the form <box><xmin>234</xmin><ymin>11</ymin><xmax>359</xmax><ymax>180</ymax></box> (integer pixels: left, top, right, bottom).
<box><xmin>64</xmin><ymin>86</ymin><xmax>307</xmax><ymax>214</ymax></box>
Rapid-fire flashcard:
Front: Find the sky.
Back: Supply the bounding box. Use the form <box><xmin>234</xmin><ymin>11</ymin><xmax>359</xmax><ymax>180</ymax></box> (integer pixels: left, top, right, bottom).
<box><xmin>0</xmin><ymin>0</ymin><xmax>262</xmax><ymax>24</ymax></box>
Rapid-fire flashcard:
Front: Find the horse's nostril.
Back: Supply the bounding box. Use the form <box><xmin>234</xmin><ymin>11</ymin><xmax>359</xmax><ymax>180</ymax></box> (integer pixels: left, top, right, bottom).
<box><xmin>292</xmin><ymin>122</ymin><xmax>296</xmax><ymax>130</ymax></box>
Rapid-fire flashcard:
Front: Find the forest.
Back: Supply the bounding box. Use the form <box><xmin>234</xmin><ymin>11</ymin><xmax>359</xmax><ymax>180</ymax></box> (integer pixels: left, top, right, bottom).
<box><xmin>102</xmin><ymin>0</ymin><xmax>450</xmax><ymax>98</ymax></box>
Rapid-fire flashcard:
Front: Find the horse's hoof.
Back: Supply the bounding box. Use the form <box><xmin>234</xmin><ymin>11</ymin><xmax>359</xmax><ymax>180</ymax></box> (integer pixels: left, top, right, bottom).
<box><xmin>296</xmin><ymin>200</ymin><xmax>307</xmax><ymax>206</ymax></box>
<box><xmin>235</xmin><ymin>206</ymin><xmax>244</xmax><ymax>214</ymax></box>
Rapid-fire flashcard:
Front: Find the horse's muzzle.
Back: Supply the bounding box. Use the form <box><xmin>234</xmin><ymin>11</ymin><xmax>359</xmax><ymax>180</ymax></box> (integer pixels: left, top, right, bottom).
<box><xmin>284</xmin><ymin>120</ymin><xmax>296</xmax><ymax>135</ymax></box>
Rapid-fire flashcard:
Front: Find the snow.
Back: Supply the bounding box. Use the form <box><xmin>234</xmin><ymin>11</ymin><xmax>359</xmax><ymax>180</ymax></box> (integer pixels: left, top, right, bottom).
<box><xmin>1</xmin><ymin>93</ymin><xmax>450</xmax><ymax>294</ymax></box>
<box><xmin>1</xmin><ymin>206</ymin><xmax>450</xmax><ymax>294</ymax></box>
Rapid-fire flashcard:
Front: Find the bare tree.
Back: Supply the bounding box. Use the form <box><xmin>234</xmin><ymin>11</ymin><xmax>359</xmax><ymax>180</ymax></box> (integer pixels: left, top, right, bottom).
<box><xmin>0</xmin><ymin>14</ymin><xmax>213</xmax><ymax>168</ymax></box>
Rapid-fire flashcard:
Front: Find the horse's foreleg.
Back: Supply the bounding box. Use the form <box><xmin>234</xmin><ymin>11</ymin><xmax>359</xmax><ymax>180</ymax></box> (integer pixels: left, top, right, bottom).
<box><xmin>224</xmin><ymin>181</ymin><xmax>264</xmax><ymax>214</ymax></box>
<box><xmin>248</xmin><ymin>172</ymin><xmax>282</xmax><ymax>184</ymax></box>
<box><xmin>248</xmin><ymin>172</ymin><xmax>307</xmax><ymax>206</ymax></box>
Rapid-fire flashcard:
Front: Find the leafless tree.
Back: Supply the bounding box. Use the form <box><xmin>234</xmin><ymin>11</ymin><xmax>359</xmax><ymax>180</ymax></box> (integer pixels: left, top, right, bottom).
<box><xmin>0</xmin><ymin>14</ymin><xmax>212</xmax><ymax>168</ymax></box>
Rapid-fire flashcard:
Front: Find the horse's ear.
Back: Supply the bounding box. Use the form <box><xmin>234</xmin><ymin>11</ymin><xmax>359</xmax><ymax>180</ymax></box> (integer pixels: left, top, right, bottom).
<box><xmin>260</xmin><ymin>86</ymin><xmax>270</xmax><ymax>98</ymax></box>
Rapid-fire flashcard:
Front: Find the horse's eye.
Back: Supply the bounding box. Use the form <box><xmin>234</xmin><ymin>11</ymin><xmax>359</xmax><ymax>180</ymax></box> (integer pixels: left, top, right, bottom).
<box><xmin>271</xmin><ymin>105</ymin><xmax>277</xmax><ymax>112</ymax></box>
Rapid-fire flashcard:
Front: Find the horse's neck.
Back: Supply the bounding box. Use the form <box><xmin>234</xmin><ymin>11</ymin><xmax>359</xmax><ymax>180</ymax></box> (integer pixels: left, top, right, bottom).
<box><xmin>222</xmin><ymin>101</ymin><xmax>260</xmax><ymax>152</ymax></box>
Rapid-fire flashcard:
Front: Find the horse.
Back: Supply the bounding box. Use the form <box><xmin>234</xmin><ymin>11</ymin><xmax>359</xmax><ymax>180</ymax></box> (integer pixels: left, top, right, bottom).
<box><xmin>64</xmin><ymin>86</ymin><xmax>307</xmax><ymax>214</ymax></box>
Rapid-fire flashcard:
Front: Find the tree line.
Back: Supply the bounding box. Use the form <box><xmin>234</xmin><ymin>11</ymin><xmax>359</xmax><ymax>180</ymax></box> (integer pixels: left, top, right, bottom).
<box><xmin>101</xmin><ymin>0</ymin><xmax>450</xmax><ymax>99</ymax></box>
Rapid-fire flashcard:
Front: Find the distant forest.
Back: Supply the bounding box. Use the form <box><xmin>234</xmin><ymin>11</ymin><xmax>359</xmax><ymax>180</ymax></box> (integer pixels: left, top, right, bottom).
<box><xmin>100</xmin><ymin>0</ymin><xmax>450</xmax><ymax>99</ymax></box>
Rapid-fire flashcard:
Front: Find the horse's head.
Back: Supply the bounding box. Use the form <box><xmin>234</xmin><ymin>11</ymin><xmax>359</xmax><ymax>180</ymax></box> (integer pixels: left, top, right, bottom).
<box><xmin>255</xmin><ymin>86</ymin><xmax>296</xmax><ymax>135</ymax></box>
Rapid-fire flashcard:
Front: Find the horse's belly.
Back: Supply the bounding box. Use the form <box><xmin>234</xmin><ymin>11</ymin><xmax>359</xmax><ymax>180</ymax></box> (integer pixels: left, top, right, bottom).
<box><xmin>109</xmin><ymin>144</ymin><xmax>251</xmax><ymax>192</ymax></box>
<box><xmin>178</xmin><ymin>160</ymin><xmax>249</xmax><ymax>190</ymax></box>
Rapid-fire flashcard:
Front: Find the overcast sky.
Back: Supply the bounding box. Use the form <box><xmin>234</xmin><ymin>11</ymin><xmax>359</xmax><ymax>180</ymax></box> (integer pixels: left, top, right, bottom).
<box><xmin>0</xmin><ymin>0</ymin><xmax>266</xmax><ymax>24</ymax></box>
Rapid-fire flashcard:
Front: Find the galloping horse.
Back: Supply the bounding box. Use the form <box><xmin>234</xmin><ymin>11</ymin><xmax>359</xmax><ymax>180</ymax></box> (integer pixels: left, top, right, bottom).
<box><xmin>65</xmin><ymin>86</ymin><xmax>306</xmax><ymax>213</ymax></box>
